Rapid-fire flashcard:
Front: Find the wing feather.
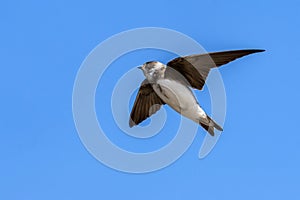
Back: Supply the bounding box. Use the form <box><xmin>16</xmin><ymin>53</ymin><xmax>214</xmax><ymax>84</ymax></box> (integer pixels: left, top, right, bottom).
<box><xmin>166</xmin><ymin>49</ymin><xmax>265</xmax><ymax>90</ymax></box>
<box><xmin>129</xmin><ymin>80</ymin><xmax>165</xmax><ymax>127</ymax></box>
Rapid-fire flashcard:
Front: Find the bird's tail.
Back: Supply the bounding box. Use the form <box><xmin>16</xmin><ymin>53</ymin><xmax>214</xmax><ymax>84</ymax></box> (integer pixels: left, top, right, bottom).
<box><xmin>200</xmin><ymin>116</ymin><xmax>223</xmax><ymax>136</ymax></box>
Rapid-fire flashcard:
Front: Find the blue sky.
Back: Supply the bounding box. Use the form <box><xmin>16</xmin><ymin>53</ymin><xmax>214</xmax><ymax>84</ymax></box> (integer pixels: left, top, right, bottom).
<box><xmin>1</xmin><ymin>0</ymin><xmax>300</xmax><ymax>199</ymax></box>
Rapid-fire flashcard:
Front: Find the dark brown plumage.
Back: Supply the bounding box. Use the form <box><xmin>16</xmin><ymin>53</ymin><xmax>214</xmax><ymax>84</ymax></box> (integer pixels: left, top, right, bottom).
<box><xmin>166</xmin><ymin>49</ymin><xmax>265</xmax><ymax>90</ymax></box>
<box><xmin>129</xmin><ymin>80</ymin><xmax>165</xmax><ymax>127</ymax></box>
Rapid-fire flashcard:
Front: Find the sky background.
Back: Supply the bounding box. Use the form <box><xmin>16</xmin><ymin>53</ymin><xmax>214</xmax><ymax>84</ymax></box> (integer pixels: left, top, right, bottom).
<box><xmin>1</xmin><ymin>0</ymin><xmax>300</xmax><ymax>199</ymax></box>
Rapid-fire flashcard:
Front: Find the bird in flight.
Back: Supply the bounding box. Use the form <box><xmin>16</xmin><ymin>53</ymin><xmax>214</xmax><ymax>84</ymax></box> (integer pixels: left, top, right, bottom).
<box><xmin>129</xmin><ymin>49</ymin><xmax>264</xmax><ymax>136</ymax></box>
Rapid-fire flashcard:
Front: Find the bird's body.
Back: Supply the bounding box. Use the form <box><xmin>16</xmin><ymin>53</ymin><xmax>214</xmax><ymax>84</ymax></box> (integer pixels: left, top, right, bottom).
<box><xmin>129</xmin><ymin>49</ymin><xmax>265</xmax><ymax>136</ymax></box>
<box><xmin>152</xmin><ymin>73</ymin><xmax>207</xmax><ymax>123</ymax></box>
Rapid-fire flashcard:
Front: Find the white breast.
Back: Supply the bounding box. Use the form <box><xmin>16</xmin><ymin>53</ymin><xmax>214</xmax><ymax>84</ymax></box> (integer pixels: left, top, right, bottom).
<box><xmin>153</xmin><ymin>79</ymin><xmax>206</xmax><ymax>121</ymax></box>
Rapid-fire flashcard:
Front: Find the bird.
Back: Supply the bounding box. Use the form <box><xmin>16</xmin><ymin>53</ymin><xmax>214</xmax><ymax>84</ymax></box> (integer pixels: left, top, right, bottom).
<box><xmin>129</xmin><ymin>49</ymin><xmax>265</xmax><ymax>136</ymax></box>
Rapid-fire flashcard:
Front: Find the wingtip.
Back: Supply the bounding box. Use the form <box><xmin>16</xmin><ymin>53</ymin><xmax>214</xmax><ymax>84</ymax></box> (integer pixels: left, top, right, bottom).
<box><xmin>240</xmin><ymin>49</ymin><xmax>265</xmax><ymax>56</ymax></box>
<box><xmin>249</xmin><ymin>49</ymin><xmax>266</xmax><ymax>53</ymax></box>
<box><xmin>129</xmin><ymin>119</ymin><xmax>134</xmax><ymax>128</ymax></box>
<box><xmin>129</xmin><ymin>119</ymin><xmax>138</xmax><ymax>128</ymax></box>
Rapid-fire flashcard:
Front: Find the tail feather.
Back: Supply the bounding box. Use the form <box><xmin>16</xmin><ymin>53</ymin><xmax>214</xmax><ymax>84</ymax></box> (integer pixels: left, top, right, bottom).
<box><xmin>200</xmin><ymin>116</ymin><xmax>223</xmax><ymax>136</ymax></box>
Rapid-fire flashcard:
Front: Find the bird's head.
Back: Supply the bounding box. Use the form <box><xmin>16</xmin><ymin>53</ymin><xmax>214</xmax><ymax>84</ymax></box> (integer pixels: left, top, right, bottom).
<box><xmin>138</xmin><ymin>61</ymin><xmax>166</xmax><ymax>82</ymax></box>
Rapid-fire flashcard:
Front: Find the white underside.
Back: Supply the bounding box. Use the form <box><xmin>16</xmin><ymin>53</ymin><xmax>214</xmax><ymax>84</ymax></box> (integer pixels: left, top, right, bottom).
<box><xmin>153</xmin><ymin>78</ymin><xmax>207</xmax><ymax>123</ymax></box>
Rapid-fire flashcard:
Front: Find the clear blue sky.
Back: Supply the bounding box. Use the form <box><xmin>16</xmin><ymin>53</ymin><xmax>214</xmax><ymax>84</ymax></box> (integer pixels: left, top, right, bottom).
<box><xmin>1</xmin><ymin>0</ymin><xmax>300</xmax><ymax>199</ymax></box>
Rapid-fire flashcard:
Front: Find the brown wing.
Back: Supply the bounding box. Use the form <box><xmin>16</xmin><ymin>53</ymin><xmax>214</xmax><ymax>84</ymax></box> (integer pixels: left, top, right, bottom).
<box><xmin>166</xmin><ymin>49</ymin><xmax>265</xmax><ymax>90</ymax></box>
<box><xmin>129</xmin><ymin>80</ymin><xmax>165</xmax><ymax>127</ymax></box>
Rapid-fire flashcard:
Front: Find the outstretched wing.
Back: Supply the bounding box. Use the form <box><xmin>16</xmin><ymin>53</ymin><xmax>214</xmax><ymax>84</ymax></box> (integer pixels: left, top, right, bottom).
<box><xmin>129</xmin><ymin>80</ymin><xmax>165</xmax><ymax>127</ymax></box>
<box><xmin>166</xmin><ymin>49</ymin><xmax>265</xmax><ymax>90</ymax></box>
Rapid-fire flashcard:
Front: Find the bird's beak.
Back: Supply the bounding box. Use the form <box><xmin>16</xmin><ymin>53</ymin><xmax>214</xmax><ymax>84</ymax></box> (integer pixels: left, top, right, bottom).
<box><xmin>138</xmin><ymin>66</ymin><xmax>143</xmax><ymax>70</ymax></box>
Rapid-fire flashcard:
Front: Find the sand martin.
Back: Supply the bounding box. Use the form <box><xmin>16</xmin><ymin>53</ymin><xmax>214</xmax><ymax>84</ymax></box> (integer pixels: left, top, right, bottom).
<box><xmin>129</xmin><ymin>49</ymin><xmax>264</xmax><ymax>136</ymax></box>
